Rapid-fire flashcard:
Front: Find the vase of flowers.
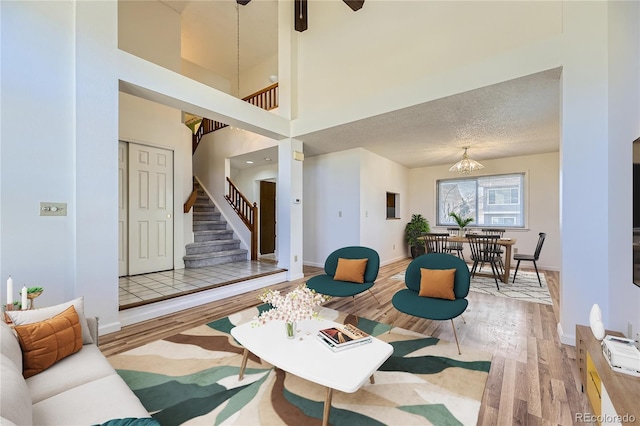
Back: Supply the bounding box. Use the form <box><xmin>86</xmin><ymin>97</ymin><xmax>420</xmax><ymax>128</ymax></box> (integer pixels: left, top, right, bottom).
<box><xmin>255</xmin><ymin>284</ymin><xmax>331</xmax><ymax>339</ymax></box>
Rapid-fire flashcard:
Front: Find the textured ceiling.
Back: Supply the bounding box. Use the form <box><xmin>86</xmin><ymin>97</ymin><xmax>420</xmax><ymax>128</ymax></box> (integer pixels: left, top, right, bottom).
<box><xmin>296</xmin><ymin>68</ymin><xmax>561</xmax><ymax>169</ymax></box>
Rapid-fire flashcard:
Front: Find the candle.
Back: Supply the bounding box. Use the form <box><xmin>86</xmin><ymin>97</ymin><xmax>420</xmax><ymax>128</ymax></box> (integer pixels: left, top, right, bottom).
<box><xmin>21</xmin><ymin>286</ymin><xmax>27</xmax><ymax>310</ymax></box>
<box><xmin>7</xmin><ymin>276</ymin><xmax>13</xmax><ymax>306</ymax></box>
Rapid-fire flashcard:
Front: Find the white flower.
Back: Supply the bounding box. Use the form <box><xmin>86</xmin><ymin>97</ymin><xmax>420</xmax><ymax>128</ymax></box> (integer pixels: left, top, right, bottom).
<box><xmin>255</xmin><ymin>284</ymin><xmax>331</xmax><ymax>325</ymax></box>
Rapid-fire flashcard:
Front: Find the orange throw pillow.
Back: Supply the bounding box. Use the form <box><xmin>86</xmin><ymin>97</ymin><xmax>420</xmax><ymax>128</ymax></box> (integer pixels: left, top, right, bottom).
<box><xmin>419</xmin><ymin>268</ymin><xmax>456</xmax><ymax>300</ymax></box>
<box><xmin>333</xmin><ymin>258</ymin><xmax>368</xmax><ymax>283</ymax></box>
<box><xmin>14</xmin><ymin>305</ymin><xmax>83</xmax><ymax>378</ymax></box>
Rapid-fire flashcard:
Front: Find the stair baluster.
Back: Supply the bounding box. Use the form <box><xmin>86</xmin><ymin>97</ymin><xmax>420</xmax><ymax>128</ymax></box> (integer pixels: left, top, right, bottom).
<box><xmin>225</xmin><ymin>177</ymin><xmax>258</xmax><ymax>261</ymax></box>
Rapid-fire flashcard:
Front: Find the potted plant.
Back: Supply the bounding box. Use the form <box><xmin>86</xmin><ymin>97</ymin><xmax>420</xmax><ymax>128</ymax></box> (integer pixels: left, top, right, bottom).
<box><xmin>448</xmin><ymin>212</ymin><xmax>474</xmax><ymax>236</ymax></box>
<box><xmin>405</xmin><ymin>214</ymin><xmax>430</xmax><ymax>258</ymax></box>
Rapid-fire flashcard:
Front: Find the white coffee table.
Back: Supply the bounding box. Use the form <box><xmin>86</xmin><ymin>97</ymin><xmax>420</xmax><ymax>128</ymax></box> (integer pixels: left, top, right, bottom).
<box><xmin>231</xmin><ymin>317</ymin><xmax>393</xmax><ymax>426</ymax></box>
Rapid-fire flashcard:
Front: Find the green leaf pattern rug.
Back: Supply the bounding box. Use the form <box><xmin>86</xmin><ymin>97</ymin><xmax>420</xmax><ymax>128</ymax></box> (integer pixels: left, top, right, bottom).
<box><xmin>108</xmin><ymin>307</ymin><xmax>491</xmax><ymax>425</ymax></box>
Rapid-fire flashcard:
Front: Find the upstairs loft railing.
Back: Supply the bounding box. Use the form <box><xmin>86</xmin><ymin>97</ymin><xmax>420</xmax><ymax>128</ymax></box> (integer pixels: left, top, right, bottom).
<box><xmin>225</xmin><ymin>177</ymin><xmax>258</xmax><ymax>260</ymax></box>
<box><xmin>192</xmin><ymin>83</ymin><xmax>279</xmax><ymax>154</ymax></box>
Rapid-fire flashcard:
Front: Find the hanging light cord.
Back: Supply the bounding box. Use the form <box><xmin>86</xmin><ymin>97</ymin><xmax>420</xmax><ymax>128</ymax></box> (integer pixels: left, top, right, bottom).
<box><xmin>236</xmin><ymin>3</ymin><xmax>240</xmax><ymax>97</ymax></box>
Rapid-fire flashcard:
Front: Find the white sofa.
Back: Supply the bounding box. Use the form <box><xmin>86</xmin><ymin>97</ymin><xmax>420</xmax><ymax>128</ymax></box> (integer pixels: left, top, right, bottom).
<box><xmin>1</xmin><ymin>317</ymin><xmax>154</xmax><ymax>426</ymax></box>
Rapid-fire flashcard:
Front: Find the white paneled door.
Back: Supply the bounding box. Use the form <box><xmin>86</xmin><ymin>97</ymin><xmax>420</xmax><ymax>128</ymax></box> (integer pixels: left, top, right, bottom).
<box><xmin>128</xmin><ymin>143</ymin><xmax>174</xmax><ymax>275</ymax></box>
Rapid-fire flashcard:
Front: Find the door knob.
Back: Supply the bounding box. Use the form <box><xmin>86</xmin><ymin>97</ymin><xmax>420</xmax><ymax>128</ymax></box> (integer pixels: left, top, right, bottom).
<box><xmin>167</xmin><ymin>214</ymin><xmax>172</xmax><ymax>218</ymax></box>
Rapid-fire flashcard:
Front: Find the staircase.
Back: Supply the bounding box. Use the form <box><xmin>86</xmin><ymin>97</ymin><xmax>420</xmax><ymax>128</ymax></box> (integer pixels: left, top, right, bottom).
<box><xmin>183</xmin><ymin>182</ymin><xmax>248</xmax><ymax>268</ymax></box>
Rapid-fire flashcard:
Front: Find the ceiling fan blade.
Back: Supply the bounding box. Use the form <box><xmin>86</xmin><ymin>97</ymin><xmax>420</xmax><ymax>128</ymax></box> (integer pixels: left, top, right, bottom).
<box><xmin>236</xmin><ymin>0</ymin><xmax>251</xmax><ymax>5</ymax></box>
<box><xmin>343</xmin><ymin>0</ymin><xmax>364</xmax><ymax>11</ymax></box>
<box><xmin>295</xmin><ymin>0</ymin><xmax>308</xmax><ymax>32</ymax></box>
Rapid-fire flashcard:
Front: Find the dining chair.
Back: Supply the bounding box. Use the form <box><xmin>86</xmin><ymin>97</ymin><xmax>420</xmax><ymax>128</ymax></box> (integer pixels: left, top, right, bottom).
<box><xmin>512</xmin><ymin>232</ymin><xmax>546</xmax><ymax>286</ymax></box>
<box><xmin>445</xmin><ymin>227</ymin><xmax>465</xmax><ymax>260</ymax></box>
<box><xmin>423</xmin><ymin>233</ymin><xmax>449</xmax><ymax>254</ymax></box>
<box><xmin>481</xmin><ymin>228</ymin><xmax>506</xmax><ymax>274</ymax></box>
<box><xmin>467</xmin><ymin>234</ymin><xmax>502</xmax><ymax>290</ymax></box>
<box><xmin>481</xmin><ymin>228</ymin><xmax>506</xmax><ymax>237</ymax></box>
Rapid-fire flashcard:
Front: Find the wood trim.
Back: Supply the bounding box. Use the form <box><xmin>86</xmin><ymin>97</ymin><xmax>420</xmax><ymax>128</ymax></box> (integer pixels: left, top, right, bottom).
<box><xmin>183</xmin><ymin>186</ymin><xmax>198</xmax><ymax>213</ymax></box>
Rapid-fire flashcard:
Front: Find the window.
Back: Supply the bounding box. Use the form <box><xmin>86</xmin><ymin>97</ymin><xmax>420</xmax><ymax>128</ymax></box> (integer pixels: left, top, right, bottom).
<box><xmin>437</xmin><ymin>173</ymin><xmax>525</xmax><ymax>228</ymax></box>
<box><xmin>488</xmin><ymin>188</ymin><xmax>519</xmax><ymax>205</ymax></box>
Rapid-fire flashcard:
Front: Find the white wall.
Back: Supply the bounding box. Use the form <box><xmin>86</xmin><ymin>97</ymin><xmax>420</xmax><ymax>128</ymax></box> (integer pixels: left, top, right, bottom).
<box><xmin>409</xmin><ymin>152</ymin><xmax>560</xmax><ymax>270</ymax></box>
<box><xmin>277</xmin><ymin>139</ymin><xmax>304</xmax><ymax>279</ymax></box>
<box><xmin>559</xmin><ymin>1</ymin><xmax>640</xmax><ymax>344</ymax></box>
<box><xmin>359</xmin><ymin>150</ymin><xmax>409</xmax><ymax>264</ymax></box>
<box><xmin>1</xmin><ymin>1</ymin><xmax>78</xmax><ymax>308</ymax></box>
<box><xmin>303</xmin><ymin>148</ymin><xmax>408</xmax><ymax>267</ymax></box>
<box><xmin>1</xmin><ymin>1</ymin><xmax>120</xmax><ymax>329</ymax></box>
<box><xmin>605</xmin><ymin>0</ymin><xmax>640</xmax><ymax>339</ymax></box>
<box><xmin>118</xmin><ymin>0</ymin><xmax>181</xmax><ymax>73</ymax></box>
<box><xmin>181</xmin><ymin>58</ymin><xmax>231</xmax><ymax>94</ymax></box>
<box><xmin>119</xmin><ymin>92</ymin><xmax>193</xmax><ymax>270</ymax></box>
<box><xmin>303</xmin><ymin>149</ymin><xmax>361</xmax><ymax>266</ymax></box>
<box><xmin>232</xmin><ymin>53</ymin><xmax>278</xmax><ymax>99</ymax></box>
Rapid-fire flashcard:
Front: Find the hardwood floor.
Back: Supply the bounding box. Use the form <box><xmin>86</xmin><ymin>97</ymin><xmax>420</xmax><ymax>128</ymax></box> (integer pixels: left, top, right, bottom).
<box><xmin>100</xmin><ymin>258</ymin><xmax>592</xmax><ymax>425</ymax></box>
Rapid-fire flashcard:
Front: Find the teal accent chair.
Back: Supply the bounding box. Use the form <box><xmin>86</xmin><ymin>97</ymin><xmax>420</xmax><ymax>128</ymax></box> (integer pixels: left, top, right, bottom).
<box><xmin>391</xmin><ymin>253</ymin><xmax>470</xmax><ymax>354</ymax></box>
<box><xmin>306</xmin><ymin>246</ymin><xmax>381</xmax><ymax>310</ymax></box>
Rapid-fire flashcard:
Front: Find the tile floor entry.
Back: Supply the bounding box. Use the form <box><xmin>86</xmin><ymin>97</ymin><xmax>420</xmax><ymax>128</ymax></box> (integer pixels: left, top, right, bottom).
<box><xmin>119</xmin><ymin>260</ymin><xmax>285</xmax><ymax>310</ymax></box>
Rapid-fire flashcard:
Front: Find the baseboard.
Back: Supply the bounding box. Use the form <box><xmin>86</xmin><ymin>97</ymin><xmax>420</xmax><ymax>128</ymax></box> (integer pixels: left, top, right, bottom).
<box><xmin>381</xmin><ymin>255</ymin><xmax>410</xmax><ymax>266</ymax></box>
<box><xmin>116</xmin><ymin>272</ymin><xmax>288</xmax><ymax>328</ymax></box>
<box><xmin>557</xmin><ymin>322</ymin><xmax>576</xmax><ymax>346</ymax></box>
<box><xmin>98</xmin><ymin>320</ymin><xmax>123</xmax><ymax>336</ymax></box>
<box><xmin>287</xmin><ymin>271</ymin><xmax>305</xmax><ymax>281</ymax></box>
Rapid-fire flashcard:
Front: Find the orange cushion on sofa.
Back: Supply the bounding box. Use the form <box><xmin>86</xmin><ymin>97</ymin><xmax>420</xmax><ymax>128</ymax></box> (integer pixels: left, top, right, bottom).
<box><xmin>14</xmin><ymin>305</ymin><xmax>83</xmax><ymax>378</ymax></box>
<box><xmin>418</xmin><ymin>268</ymin><xmax>456</xmax><ymax>300</ymax></box>
<box><xmin>333</xmin><ymin>258</ymin><xmax>368</xmax><ymax>283</ymax></box>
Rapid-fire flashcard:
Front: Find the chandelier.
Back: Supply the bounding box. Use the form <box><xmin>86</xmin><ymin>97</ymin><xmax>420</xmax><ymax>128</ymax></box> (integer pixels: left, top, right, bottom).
<box><xmin>449</xmin><ymin>147</ymin><xmax>484</xmax><ymax>175</ymax></box>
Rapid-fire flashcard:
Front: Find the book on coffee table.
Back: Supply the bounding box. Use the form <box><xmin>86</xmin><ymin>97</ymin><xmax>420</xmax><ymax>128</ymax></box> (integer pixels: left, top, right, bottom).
<box><xmin>317</xmin><ymin>324</ymin><xmax>372</xmax><ymax>352</ymax></box>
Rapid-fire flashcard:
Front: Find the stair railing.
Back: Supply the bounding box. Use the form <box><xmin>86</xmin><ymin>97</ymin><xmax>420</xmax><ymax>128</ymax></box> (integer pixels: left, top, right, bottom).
<box><xmin>192</xmin><ymin>83</ymin><xmax>278</xmax><ymax>154</ymax></box>
<box><xmin>183</xmin><ymin>184</ymin><xmax>198</xmax><ymax>213</ymax></box>
<box><xmin>225</xmin><ymin>177</ymin><xmax>258</xmax><ymax>260</ymax></box>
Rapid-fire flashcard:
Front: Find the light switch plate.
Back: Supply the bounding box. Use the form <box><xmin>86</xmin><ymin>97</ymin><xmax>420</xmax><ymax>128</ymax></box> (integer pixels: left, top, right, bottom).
<box><xmin>40</xmin><ymin>202</ymin><xmax>67</xmax><ymax>216</ymax></box>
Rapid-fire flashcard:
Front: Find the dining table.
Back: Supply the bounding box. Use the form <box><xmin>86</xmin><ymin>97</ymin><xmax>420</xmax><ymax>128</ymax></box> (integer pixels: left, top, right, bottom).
<box><xmin>449</xmin><ymin>235</ymin><xmax>516</xmax><ymax>283</ymax></box>
<box><xmin>419</xmin><ymin>235</ymin><xmax>517</xmax><ymax>283</ymax></box>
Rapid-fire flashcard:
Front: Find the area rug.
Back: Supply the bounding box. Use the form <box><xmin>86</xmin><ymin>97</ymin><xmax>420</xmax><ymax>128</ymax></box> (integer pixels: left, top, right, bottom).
<box><xmin>108</xmin><ymin>306</ymin><xmax>492</xmax><ymax>425</ymax></box>
<box><xmin>391</xmin><ymin>267</ymin><xmax>551</xmax><ymax>305</ymax></box>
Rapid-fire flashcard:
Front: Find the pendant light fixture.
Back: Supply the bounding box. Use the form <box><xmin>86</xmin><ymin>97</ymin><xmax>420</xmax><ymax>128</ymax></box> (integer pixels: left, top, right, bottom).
<box><xmin>449</xmin><ymin>147</ymin><xmax>484</xmax><ymax>175</ymax></box>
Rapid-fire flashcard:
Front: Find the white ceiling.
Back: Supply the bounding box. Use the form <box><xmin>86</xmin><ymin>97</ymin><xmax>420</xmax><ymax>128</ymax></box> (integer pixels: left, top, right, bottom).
<box><xmin>160</xmin><ymin>0</ymin><xmax>561</xmax><ymax>170</ymax></box>
<box><xmin>162</xmin><ymin>0</ymin><xmax>278</xmax><ymax>81</ymax></box>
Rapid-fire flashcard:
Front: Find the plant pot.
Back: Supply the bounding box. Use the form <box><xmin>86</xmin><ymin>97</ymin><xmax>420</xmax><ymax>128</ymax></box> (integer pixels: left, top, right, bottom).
<box><xmin>411</xmin><ymin>245</ymin><xmax>425</xmax><ymax>259</ymax></box>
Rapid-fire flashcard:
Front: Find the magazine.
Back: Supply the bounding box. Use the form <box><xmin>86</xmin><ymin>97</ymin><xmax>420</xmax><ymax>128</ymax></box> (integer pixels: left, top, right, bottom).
<box><xmin>317</xmin><ymin>323</ymin><xmax>372</xmax><ymax>351</ymax></box>
<box><xmin>316</xmin><ymin>333</ymin><xmax>372</xmax><ymax>352</ymax></box>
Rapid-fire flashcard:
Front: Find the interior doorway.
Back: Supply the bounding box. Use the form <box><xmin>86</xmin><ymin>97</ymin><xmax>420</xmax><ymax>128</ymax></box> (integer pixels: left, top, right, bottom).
<box><xmin>259</xmin><ymin>180</ymin><xmax>276</xmax><ymax>255</ymax></box>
